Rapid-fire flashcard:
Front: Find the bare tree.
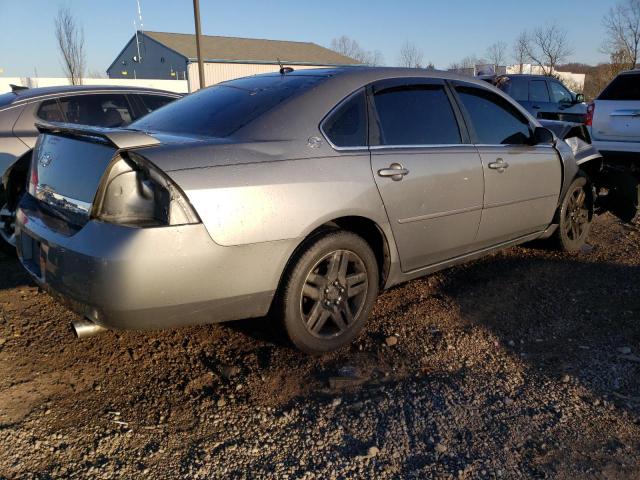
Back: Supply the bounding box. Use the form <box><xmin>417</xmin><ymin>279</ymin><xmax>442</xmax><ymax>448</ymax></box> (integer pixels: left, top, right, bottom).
<box><xmin>398</xmin><ymin>41</ymin><xmax>424</xmax><ymax>68</ymax></box>
<box><xmin>330</xmin><ymin>35</ymin><xmax>384</xmax><ymax>66</ymax></box>
<box><xmin>54</xmin><ymin>6</ymin><xmax>86</xmax><ymax>85</ymax></box>
<box><xmin>460</xmin><ymin>55</ymin><xmax>479</xmax><ymax>69</ymax></box>
<box><xmin>513</xmin><ymin>32</ymin><xmax>529</xmax><ymax>73</ymax></box>
<box><xmin>486</xmin><ymin>41</ymin><xmax>507</xmax><ymax>67</ymax></box>
<box><xmin>522</xmin><ymin>24</ymin><xmax>573</xmax><ymax>76</ymax></box>
<box><xmin>602</xmin><ymin>0</ymin><xmax>640</xmax><ymax>70</ymax></box>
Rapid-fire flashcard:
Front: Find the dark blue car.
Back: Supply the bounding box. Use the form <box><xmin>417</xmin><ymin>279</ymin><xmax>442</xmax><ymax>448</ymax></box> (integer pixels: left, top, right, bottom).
<box><xmin>483</xmin><ymin>74</ymin><xmax>587</xmax><ymax>124</ymax></box>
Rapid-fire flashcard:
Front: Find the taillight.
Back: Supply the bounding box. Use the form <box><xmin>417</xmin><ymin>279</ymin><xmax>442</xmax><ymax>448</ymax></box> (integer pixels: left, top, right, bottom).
<box><xmin>585</xmin><ymin>102</ymin><xmax>595</xmax><ymax>126</ymax></box>
<box><xmin>92</xmin><ymin>152</ymin><xmax>200</xmax><ymax>227</ymax></box>
<box><xmin>27</xmin><ymin>137</ymin><xmax>41</xmax><ymax>196</ymax></box>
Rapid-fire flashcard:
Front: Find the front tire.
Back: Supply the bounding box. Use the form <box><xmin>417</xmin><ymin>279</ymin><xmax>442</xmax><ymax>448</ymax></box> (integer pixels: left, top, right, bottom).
<box><xmin>554</xmin><ymin>175</ymin><xmax>593</xmax><ymax>252</ymax></box>
<box><xmin>279</xmin><ymin>231</ymin><xmax>379</xmax><ymax>355</ymax></box>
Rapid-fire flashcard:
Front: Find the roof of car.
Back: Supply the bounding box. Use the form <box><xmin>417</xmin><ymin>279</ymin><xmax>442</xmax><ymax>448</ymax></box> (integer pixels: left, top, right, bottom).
<box><xmin>236</xmin><ymin>66</ymin><xmax>492</xmax><ymax>86</ymax></box>
<box><xmin>1</xmin><ymin>84</ymin><xmax>181</xmax><ymax>107</ymax></box>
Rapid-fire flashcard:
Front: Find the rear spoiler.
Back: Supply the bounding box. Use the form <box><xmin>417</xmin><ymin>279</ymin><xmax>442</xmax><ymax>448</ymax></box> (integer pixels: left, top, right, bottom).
<box><xmin>35</xmin><ymin>121</ymin><xmax>160</xmax><ymax>149</ymax></box>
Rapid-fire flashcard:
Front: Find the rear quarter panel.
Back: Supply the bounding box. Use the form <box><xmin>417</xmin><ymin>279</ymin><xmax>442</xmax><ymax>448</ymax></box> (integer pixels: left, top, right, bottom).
<box><xmin>166</xmin><ymin>153</ymin><xmax>391</xmax><ymax>247</ymax></box>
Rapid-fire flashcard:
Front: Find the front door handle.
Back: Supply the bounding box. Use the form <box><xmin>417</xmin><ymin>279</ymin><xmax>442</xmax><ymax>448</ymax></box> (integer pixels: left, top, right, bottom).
<box><xmin>378</xmin><ymin>163</ymin><xmax>409</xmax><ymax>181</ymax></box>
<box><xmin>488</xmin><ymin>158</ymin><xmax>509</xmax><ymax>173</ymax></box>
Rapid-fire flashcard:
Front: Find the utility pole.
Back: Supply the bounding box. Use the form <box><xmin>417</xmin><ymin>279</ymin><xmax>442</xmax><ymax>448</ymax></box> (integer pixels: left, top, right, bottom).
<box><xmin>192</xmin><ymin>0</ymin><xmax>206</xmax><ymax>90</ymax></box>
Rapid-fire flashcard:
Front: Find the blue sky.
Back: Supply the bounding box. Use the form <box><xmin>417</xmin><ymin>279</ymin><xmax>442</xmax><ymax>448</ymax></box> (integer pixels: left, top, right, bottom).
<box><xmin>0</xmin><ymin>0</ymin><xmax>618</xmax><ymax>77</ymax></box>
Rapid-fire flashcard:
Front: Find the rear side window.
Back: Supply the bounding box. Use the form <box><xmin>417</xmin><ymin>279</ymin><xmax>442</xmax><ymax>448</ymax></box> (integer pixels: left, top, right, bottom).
<box><xmin>529</xmin><ymin>80</ymin><xmax>550</xmax><ymax>102</ymax></box>
<box><xmin>58</xmin><ymin>94</ymin><xmax>134</xmax><ymax>127</ymax></box>
<box><xmin>502</xmin><ymin>77</ymin><xmax>529</xmax><ymax>102</ymax></box>
<box><xmin>372</xmin><ymin>85</ymin><xmax>461</xmax><ymax>145</ymax></box>
<box><xmin>132</xmin><ymin>75</ymin><xmax>327</xmax><ymax>137</ymax></box>
<box><xmin>498</xmin><ymin>77</ymin><xmax>528</xmax><ymax>102</ymax></box>
<box><xmin>137</xmin><ymin>94</ymin><xmax>176</xmax><ymax>114</ymax></box>
<box><xmin>456</xmin><ymin>85</ymin><xmax>532</xmax><ymax>145</ymax></box>
<box><xmin>598</xmin><ymin>74</ymin><xmax>640</xmax><ymax>101</ymax></box>
<box><xmin>322</xmin><ymin>90</ymin><xmax>367</xmax><ymax>147</ymax></box>
<box><xmin>37</xmin><ymin>99</ymin><xmax>65</xmax><ymax>122</ymax></box>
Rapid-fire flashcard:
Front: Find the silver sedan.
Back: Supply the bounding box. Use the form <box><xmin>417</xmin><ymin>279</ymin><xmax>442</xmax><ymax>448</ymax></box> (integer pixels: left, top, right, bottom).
<box><xmin>16</xmin><ymin>67</ymin><xmax>598</xmax><ymax>354</ymax></box>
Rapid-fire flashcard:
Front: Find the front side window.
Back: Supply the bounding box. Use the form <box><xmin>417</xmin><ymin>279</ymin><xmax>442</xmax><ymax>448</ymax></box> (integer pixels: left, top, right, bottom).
<box><xmin>529</xmin><ymin>80</ymin><xmax>550</xmax><ymax>102</ymax></box>
<box><xmin>456</xmin><ymin>85</ymin><xmax>532</xmax><ymax>145</ymax></box>
<box><xmin>372</xmin><ymin>84</ymin><xmax>461</xmax><ymax>146</ymax></box>
<box><xmin>322</xmin><ymin>90</ymin><xmax>367</xmax><ymax>147</ymax></box>
<box><xmin>549</xmin><ymin>81</ymin><xmax>573</xmax><ymax>104</ymax></box>
<box><xmin>58</xmin><ymin>94</ymin><xmax>134</xmax><ymax>127</ymax></box>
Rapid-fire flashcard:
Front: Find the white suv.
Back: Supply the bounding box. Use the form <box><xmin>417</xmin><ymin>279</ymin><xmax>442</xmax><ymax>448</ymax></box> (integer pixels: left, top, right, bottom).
<box><xmin>588</xmin><ymin>70</ymin><xmax>640</xmax><ymax>156</ymax></box>
<box><xmin>586</xmin><ymin>69</ymin><xmax>640</xmax><ymax>222</ymax></box>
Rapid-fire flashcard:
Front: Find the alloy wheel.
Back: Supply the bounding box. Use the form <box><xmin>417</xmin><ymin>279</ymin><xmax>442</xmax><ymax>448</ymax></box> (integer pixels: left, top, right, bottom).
<box><xmin>299</xmin><ymin>249</ymin><xmax>369</xmax><ymax>339</ymax></box>
<box><xmin>564</xmin><ymin>186</ymin><xmax>589</xmax><ymax>241</ymax></box>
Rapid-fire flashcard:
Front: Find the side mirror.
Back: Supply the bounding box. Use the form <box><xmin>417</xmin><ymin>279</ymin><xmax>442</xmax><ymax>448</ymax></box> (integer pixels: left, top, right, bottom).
<box><xmin>533</xmin><ymin>126</ymin><xmax>555</xmax><ymax>145</ymax></box>
<box><xmin>575</xmin><ymin>93</ymin><xmax>585</xmax><ymax>103</ymax></box>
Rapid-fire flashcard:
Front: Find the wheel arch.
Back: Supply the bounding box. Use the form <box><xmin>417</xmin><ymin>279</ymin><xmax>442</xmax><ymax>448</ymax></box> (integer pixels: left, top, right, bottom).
<box><xmin>275</xmin><ymin>215</ymin><xmax>392</xmax><ymax>300</ymax></box>
<box><xmin>2</xmin><ymin>149</ymin><xmax>32</xmax><ymax>209</ymax></box>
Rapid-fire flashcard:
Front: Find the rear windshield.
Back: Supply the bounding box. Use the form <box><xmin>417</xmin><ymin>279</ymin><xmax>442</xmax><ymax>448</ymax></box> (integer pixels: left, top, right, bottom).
<box><xmin>598</xmin><ymin>73</ymin><xmax>640</xmax><ymax>101</ymax></box>
<box><xmin>130</xmin><ymin>75</ymin><xmax>328</xmax><ymax>137</ymax></box>
<box><xmin>0</xmin><ymin>92</ymin><xmax>17</xmax><ymax>109</ymax></box>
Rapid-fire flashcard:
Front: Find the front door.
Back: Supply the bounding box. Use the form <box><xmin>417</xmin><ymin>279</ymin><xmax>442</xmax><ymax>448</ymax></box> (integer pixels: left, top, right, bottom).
<box><xmin>368</xmin><ymin>79</ymin><xmax>484</xmax><ymax>272</ymax></box>
<box><xmin>453</xmin><ymin>83</ymin><xmax>562</xmax><ymax>247</ymax></box>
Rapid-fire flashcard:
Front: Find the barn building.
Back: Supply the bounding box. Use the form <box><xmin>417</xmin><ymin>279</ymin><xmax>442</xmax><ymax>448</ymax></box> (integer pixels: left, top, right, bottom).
<box><xmin>107</xmin><ymin>31</ymin><xmax>359</xmax><ymax>91</ymax></box>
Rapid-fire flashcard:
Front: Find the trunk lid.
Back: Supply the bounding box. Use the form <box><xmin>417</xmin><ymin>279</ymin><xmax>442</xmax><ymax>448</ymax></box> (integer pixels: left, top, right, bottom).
<box><xmin>28</xmin><ymin>123</ymin><xmax>159</xmax><ymax>227</ymax></box>
<box><xmin>592</xmin><ymin>100</ymin><xmax>640</xmax><ymax>141</ymax></box>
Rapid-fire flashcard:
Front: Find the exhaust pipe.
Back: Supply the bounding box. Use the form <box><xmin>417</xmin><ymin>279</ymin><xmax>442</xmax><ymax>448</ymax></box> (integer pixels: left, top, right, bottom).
<box><xmin>72</xmin><ymin>318</ymin><xmax>107</xmax><ymax>338</ymax></box>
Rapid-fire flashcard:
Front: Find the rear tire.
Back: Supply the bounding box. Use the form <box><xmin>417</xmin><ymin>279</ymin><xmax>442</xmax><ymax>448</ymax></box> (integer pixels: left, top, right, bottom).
<box><xmin>554</xmin><ymin>175</ymin><xmax>593</xmax><ymax>252</ymax></box>
<box><xmin>0</xmin><ymin>188</ymin><xmax>16</xmax><ymax>256</ymax></box>
<box><xmin>279</xmin><ymin>231</ymin><xmax>379</xmax><ymax>355</ymax></box>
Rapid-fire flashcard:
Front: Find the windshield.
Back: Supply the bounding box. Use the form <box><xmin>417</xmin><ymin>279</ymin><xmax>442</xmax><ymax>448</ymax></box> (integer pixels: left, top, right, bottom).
<box><xmin>131</xmin><ymin>74</ymin><xmax>328</xmax><ymax>137</ymax></box>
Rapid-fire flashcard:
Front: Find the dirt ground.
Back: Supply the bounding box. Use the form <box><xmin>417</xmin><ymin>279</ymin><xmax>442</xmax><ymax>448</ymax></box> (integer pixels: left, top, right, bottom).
<box><xmin>0</xmin><ymin>213</ymin><xmax>638</xmax><ymax>479</ymax></box>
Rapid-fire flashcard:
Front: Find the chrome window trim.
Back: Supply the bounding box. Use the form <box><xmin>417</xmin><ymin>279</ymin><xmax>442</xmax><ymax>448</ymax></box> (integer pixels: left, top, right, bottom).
<box><xmin>370</xmin><ymin>144</ymin><xmax>472</xmax><ymax>150</ymax></box>
<box><xmin>473</xmin><ymin>144</ymin><xmax>554</xmax><ymax>149</ymax></box>
<box><xmin>319</xmin><ymin>88</ymin><xmax>369</xmax><ymax>152</ymax></box>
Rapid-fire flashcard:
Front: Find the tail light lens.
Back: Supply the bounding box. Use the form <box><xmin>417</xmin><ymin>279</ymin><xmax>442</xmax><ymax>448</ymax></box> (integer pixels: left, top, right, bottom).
<box><xmin>585</xmin><ymin>102</ymin><xmax>595</xmax><ymax>126</ymax></box>
<box><xmin>92</xmin><ymin>152</ymin><xmax>200</xmax><ymax>227</ymax></box>
<box><xmin>27</xmin><ymin>137</ymin><xmax>42</xmax><ymax>197</ymax></box>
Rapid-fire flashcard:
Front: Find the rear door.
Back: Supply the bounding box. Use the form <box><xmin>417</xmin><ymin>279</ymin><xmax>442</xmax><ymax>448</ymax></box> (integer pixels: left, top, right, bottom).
<box><xmin>453</xmin><ymin>83</ymin><xmax>561</xmax><ymax>247</ymax></box>
<box><xmin>592</xmin><ymin>72</ymin><xmax>640</xmax><ymax>141</ymax></box>
<box><xmin>368</xmin><ymin>79</ymin><xmax>484</xmax><ymax>272</ymax></box>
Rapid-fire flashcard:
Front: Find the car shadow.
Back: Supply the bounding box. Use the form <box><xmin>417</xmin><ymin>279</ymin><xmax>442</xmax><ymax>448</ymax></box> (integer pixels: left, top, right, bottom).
<box><xmin>0</xmin><ymin>251</ymin><xmax>34</xmax><ymax>290</ymax></box>
<box><xmin>436</xmin><ymin>248</ymin><xmax>640</xmax><ymax>412</ymax></box>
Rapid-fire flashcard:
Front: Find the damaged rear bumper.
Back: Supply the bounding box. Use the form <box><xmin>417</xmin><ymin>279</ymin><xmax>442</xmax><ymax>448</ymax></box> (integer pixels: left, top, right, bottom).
<box><xmin>15</xmin><ymin>198</ymin><xmax>295</xmax><ymax>330</ymax></box>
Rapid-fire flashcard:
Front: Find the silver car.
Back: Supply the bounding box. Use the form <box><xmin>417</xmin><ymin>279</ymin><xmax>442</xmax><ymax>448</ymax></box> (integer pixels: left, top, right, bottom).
<box><xmin>16</xmin><ymin>68</ymin><xmax>599</xmax><ymax>354</ymax></box>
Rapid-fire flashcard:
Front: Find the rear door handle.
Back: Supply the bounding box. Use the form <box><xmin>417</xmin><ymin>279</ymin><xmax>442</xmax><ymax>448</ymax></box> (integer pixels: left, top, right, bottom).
<box><xmin>488</xmin><ymin>158</ymin><xmax>509</xmax><ymax>173</ymax></box>
<box><xmin>532</xmin><ymin>105</ymin><xmax>541</xmax><ymax>109</ymax></box>
<box><xmin>378</xmin><ymin>163</ymin><xmax>409</xmax><ymax>181</ymax></box>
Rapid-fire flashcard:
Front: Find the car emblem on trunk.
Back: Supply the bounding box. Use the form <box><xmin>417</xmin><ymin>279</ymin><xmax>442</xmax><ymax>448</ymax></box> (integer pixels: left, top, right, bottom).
<box><xmin>39</xmin><ymin>153</ymin><xmax>53</xmax><ymax>167</ymax></box>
